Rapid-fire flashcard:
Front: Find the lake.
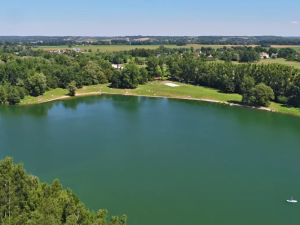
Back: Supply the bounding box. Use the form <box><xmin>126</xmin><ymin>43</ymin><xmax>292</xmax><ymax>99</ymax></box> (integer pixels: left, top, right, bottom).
<box><xmin>0</xmin><ymin>94</ymin><xmax>300</xmax><ymax>225</ymax></box>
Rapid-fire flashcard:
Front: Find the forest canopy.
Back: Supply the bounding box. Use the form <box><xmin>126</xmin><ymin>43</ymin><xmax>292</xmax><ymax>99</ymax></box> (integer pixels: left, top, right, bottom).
<box><xmin>0</xmin><ymin>157</ymin><xmax>127</xmax><ymax>225</ymax></box>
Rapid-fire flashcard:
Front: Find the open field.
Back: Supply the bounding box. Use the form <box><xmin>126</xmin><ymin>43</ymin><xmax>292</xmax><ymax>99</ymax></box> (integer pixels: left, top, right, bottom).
<box><xmin>35</xmin><ymin>44</ymin><xmax>300</xmax><ymax>52</ymax></box>
<box><xmin>271</xmin><ymin>45</ymin><xmax>300</xmax><ymax>50</ymax></box>
<box><xmin>19</xmin><ymin>81</ymin><xmax>300</xmax><ymax>117</ymax></box>
<box><xmin>36</xmin><ymin>45</ymin><xmax>179</xmax><ymax>52</ymax></box>
<box><xmin>231</xmin><ymin>58</ymin><xmax>300</xmax><ymax>69</ymax></box>
<box><xmin>257</xmin><ymin>58</ymin><xmax>300</xmax><ymax>69</ymax></box>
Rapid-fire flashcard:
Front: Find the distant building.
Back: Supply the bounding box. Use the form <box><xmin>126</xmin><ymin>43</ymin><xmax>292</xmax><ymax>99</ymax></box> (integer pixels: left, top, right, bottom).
<box><xmin>112</xmin><ymin>64</ymin><xmax>124</xmax><ymax>70</ymax></box>
<box><xmin>207</xmin><ymin>55</ymin><xmax>213</xmax><ymax>58</ymax></box>
<box><xmin>72</xmin><ymin>48</ymin><xmax>82</xmax><ymax>53</ymax></box>
<box><xmin>271</xmin><ymin>53</ymin><xmax>278</xmax><ymax>58</ymax></box>
<box><xmin>133</xmin><ymin>38</ymin><xmax>150</xmax><ymax>42</ymax></box>
<box><xmin>260</xmin><ymin>52</ymin><xmax>269</xmax><ymax>59</ymax></box>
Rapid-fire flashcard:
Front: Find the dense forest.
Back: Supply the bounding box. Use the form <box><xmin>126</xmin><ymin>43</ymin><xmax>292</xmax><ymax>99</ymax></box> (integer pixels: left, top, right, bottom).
<box><xmin>0</xmin><ymin>157</ymin><xmax>127</xmax><ymax>225</ymax></box>
<box><xmin>0</xmin><ymin>44</ymin><xmax>300</xmax><ymax>108</ymax></box>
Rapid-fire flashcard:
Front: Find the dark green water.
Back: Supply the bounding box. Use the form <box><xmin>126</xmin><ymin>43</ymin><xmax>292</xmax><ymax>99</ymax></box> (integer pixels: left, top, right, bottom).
<box><xmin>0</xmin><ymin>95</ymin><xmax>300</xmax><ymax>225</ymax></box>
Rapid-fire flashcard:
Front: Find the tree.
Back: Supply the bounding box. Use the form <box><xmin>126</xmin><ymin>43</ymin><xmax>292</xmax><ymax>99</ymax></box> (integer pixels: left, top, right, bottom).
<box><xmin>0</xmin><ymin>86</ymin><xmax>8</xmax><ymax>104</ymax></box>
<box><xmin>242</xmin><ymin>83</ymin><xmax>274</xmax><ymax>107</ymax></box>
<box><xmin>240</xmin><ymin>75</ymin><xmax>255</xmax><ymax>94</ymax></box>
<box><xmin>268</xmin><ymin>47</ymin><xmax>278</xmax><ymax>56</ymax></box>
<box><xmin>110</xmin><ymin>70</ymin><xmax>122</xmax><ymax>88</ymax></box>
<box><xmin>7</xmin><ymin>87</ymin><xmax>20</xmax><ymax>104</ymax></box>
<box><xmin>146</xmin><ymin>56</ymin><xmax>159</xmax><ymax>78</ymax></box>
<box><xmin>67</xmin><ymin>81</ymin><xmax>77</xmax><ymax>96</ymax></box>
<box><xmin>26</xmin><ymin>73</ymin><xmax>47</xmax><ymax>96</ymax></box>
<box><xmin>139</xmin><ymin>68</ymin><xmax>148</xmax><ymax>84</ymax></box>
<box><xmin>0</xmin><ymin>157</ymin><xmax>127</xmax><ymax>225</ymax></box>
<box><xmin>120</xmin><ymin>63</ymin><xmax>140</xmax><ymax>89</ymax></box>
<box><xmin>239</xmin><ymin>50</ymin><xmax>260</xmax><ymax>62</ymax></box>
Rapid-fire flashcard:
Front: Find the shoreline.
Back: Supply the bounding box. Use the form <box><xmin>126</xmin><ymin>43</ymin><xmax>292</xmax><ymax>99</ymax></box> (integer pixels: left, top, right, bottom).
<box><xmin>28</xmin><ymin>91</ymin><xmax>274</xmax><ymax>113</ymax></box>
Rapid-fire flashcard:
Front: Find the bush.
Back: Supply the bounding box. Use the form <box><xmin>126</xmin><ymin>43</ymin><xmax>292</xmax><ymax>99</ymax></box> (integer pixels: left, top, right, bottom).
<box><xmin>242</xmin><ymin>83</ymin><xmax>275</xmax><ymax>107</ymax></box>
<box><xmin>67</xmin><ymin>81</ymin><xmax>77</xmax><ymax>96</ymax></box>
<box><xmin>277</xmin><ymin>96</ymin><xmax>288</xmax><ymax>104</ymax></box>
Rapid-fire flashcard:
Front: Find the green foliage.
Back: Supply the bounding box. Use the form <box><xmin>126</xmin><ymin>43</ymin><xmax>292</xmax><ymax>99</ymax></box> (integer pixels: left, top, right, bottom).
<box><xmin>111</xmin><ymin>63</ymin><xmax>140</xmax><ymax>89</ymax></box>
<box><xmin>139</xmin><ymin>68</ymin><xmax>148</xmax><ymax>84</ymax></box>
<box><xmin>26</xmin><ymin>73</ymin><xmax>47</xmax><ymax>97</ymax></box>
<box><xmin>0</xmin><ymin>52</ymin><xmax>115</xmax><ymax>104</ymax></box>
<box><xmin>67</xmin><ymin>81</ymin><xmax>77</xmax><ymax>96</ymax></box>
<box><xmin>239</xmin><ymin>50</ymin><xmax>260</xmax><ymax>62</ymax></box>
<box><xmin>242</xmin><ymin>83</ymin><xmax>275</xmax><ymax>107</ymax></box>
<box><xmin>145</xmin><ymin>56</ymin><xmax>159</xmax><ymax>78</ymax></box>
<box><xmin>110</xmin><ymin>70</ymin><xmax>122</xmax><ymax>88</ymax></box>
<box><xmin>0</xmin><ymin>157</ymin><xmax>126</xmax><ymax>225</ymax></box>
<box><xmin>278</xmin><ymin>48</ymin><xmax>296</xmax><ymax>58</ymax></box>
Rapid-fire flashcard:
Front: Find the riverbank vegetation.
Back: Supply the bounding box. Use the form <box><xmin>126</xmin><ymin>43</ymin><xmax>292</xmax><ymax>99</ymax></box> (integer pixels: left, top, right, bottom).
<box><xmin>0</xmin><ymin>157</ymin><xmax>127</xmax><ymax>225</ymax></box>
<box><xmin>18</xmin><ymin>82</ymin><xmax>300</xmax><ymax>116</ymax></box>
<box><xmin>1</xmin><ymin>44</ymin><xmax>300</xmax><ymax>115</ymax></box>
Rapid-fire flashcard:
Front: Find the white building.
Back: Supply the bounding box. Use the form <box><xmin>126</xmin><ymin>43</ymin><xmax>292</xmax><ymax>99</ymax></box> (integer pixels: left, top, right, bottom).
<box><xmin>260</xmin><ymin>52</ymin><xmax>269</xmax><ymax>59</ymax></box>
<box><xmin>112</xmin><ymin>64</ymin><xmax>124</xmax><ymax>70</ymax></box>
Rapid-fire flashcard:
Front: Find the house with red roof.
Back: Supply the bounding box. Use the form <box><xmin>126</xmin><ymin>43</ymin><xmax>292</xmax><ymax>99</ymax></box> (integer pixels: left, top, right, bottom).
<box><xmin>260</xmin><ymin>52</ymin><xmax>269</xmax><ymax>59</ymax></box>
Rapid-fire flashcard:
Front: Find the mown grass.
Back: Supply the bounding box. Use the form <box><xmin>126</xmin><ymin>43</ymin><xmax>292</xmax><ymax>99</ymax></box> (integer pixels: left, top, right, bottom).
<box><xmin>18</xmin><ymin>81</ymin><xmax>300</xmax><ymax>117</ymax></box>
<box><xmin>20</xmin><ymin>88</ymin><xmax>68</xmax><ymax>105</ymax></box>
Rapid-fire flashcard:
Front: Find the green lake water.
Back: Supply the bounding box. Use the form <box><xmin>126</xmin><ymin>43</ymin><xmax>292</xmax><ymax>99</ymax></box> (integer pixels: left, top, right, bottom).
<box><xmin>0</xmin><ymin>94</ymin><xmax>300</xmax><ymax>225</ymax></box>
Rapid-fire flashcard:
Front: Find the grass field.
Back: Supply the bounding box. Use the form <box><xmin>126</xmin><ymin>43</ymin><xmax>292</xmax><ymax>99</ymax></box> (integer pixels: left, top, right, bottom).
<box><xmin>258</xmin><ymin>58</ymin><xmax>300</xmax><ymax>69</ymax></box>
<box><xmin>231</xmin><ymin>58</ymin><xmax>300</xmax><ymax>69</ymax></box>
<box><xmin>19</xmin><ymin>81</ymin><xmax>300</xmax><ymax>117</ymax></box>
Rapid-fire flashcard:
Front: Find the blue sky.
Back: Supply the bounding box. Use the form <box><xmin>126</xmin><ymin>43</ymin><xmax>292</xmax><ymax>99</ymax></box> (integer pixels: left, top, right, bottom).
<box><xmin>1</xmin><ymin>0</ymin><xmax>299</xmax><ymax>36</ymax></box>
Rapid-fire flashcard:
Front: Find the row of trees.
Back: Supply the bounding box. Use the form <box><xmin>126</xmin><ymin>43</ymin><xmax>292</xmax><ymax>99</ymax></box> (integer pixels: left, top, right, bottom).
<box><xmin>1</xmin><ymin>45</ymin><xmax>300</xmax><ymax>107</ymax></box>
<box><xmin>0</xmin><ymin>52</ymin><xmax>116</xmax><ymax>104</ymax></box>
<box><xmin>0</xmin><ymin>157</ymin><xmax>127</xmax><ymax>225</ymax></box>
<box><xmin>165</xmin><ymin>52</ymin><xmax>300</xmax><ymax>107</ymax></box>
<box><xmin>111</xmin><ymin>64</ymin><xmax>148</xmax><ymax>89</ymax></box>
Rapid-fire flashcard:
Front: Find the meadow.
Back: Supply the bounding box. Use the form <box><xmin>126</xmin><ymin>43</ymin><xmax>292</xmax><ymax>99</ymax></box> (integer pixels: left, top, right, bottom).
<box><xmin>257</xmin><ymin>58</ymin><xmax>300</xmax><ymax>69</ymax></box>
<box><xmin>19</xmin><ymin>81</ymin><xmax>300</xmax><ymax>117</ymax></box>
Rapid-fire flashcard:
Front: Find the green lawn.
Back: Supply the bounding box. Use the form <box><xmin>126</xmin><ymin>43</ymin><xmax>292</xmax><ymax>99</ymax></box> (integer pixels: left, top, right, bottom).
<box><xmin>19</xmin><ymin>81</ymin><xmax>300</xmax><ymax>116</ymax></box>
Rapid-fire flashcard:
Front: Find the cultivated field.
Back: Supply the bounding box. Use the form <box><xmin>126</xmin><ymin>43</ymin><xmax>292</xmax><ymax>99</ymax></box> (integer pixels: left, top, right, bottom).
<box><xmin>36</xmin><ymin>45</ymin><xmax>180</xmax><ymax>52</ymax></box>
<box><xmin>35</xmin><ymin>44</ymin><xmax>300</xmax><ymax>52</ymax></box>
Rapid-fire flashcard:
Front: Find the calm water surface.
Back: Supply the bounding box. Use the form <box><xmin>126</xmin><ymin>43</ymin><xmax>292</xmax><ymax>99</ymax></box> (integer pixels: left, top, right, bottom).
<box><xmin>0</xmin><ymin>95</ymin><xmax>300</xmax><ymax>225</ymax></box>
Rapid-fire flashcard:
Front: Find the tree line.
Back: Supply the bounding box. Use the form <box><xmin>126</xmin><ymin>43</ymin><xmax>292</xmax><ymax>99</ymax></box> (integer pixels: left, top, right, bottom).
<box><xmin>0</xmin><ymin>157</ymin><xmax>127</xmax><ymax>225</ymax></box>
<box><xmin>0</xmin><ymin>51</ymin><xmax>115</xmax><ymax>104</ymax></box>
<box><xmin>3</xmin><ymin>36</ymin><xmax>300</xmax><ymax>47</ymax></box>
<box><xmin>164</xmin><ymin>52</ymin><xmax>300</xmax><ymax>107</ymax></box>
<box><xmin>1</xmin><ymin>46</ymin><xmax>300</xmax><ymax>108</ymax></box>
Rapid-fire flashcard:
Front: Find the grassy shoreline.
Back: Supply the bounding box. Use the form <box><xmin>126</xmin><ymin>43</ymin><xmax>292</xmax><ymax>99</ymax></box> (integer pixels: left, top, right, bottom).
<box><xmin>19</xmin><ymin>81</ymin><xmax>300</xmax><ymax>117</ymax></box>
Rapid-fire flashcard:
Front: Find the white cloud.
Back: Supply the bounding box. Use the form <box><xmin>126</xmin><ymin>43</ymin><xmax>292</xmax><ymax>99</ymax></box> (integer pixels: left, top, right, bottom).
<box><xmin>291</xmin><ymin>21</ymin><xmax>299</xmax><ymax>24</ymax></box>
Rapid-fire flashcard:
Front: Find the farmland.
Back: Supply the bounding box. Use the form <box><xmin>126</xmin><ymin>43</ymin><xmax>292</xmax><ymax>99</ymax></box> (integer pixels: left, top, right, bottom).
<box><xmin>257</xmin><ymin>58</ymin><xmax>300</xmax><ymax>69</ymax></box>
<box><xmin>35</xmin><ymin>44</ymin><xmax>300</xmax><ymax>52</ymax></box>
